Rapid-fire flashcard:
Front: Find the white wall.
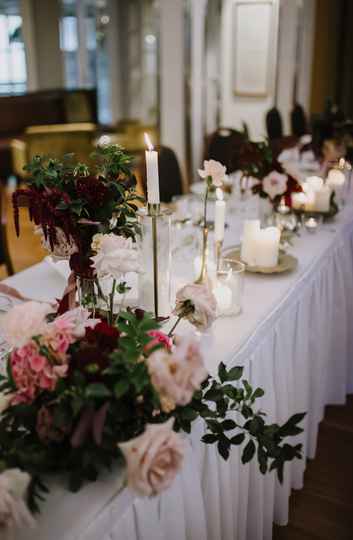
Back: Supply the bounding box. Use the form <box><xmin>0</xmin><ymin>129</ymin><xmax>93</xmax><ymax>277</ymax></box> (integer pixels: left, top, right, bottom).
<box><xmin>220</xmin><ymin>0</ymin><xmax>279</xmax><ymax>139</ymax></box>
<box><xmin>160</xmin><ymin>0</ymin><xmax>186</xmax><ymax>175</ymax></box>
<box><xmin>219</xmin><ymin>0</ymin><xmax>315</xmax><ymax>140</ymax></box>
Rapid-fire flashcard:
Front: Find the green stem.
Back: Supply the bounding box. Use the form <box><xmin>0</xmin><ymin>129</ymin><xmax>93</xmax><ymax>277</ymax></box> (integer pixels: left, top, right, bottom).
<box><xmin>203</xmin><ymin>184</ymin><xmax>209</xmax><ymax>227</ymax></box>
<box><xmin>108</xmin><ymin>279</ymin><xmax>116</xmax><ymax>325</ymax></box>
<box><xmin>168</xmin><ymin>316</ymin><xmax>182</xmax><ymax>338</ymax></box>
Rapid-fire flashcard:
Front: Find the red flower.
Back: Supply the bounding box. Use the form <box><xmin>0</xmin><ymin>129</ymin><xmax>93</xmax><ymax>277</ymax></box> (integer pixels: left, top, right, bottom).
<box><xmin>76</xmin><ymin>176</ymin><xmax>109</xmax><ymax>207</ymax></box>
<box><xmin>86</xmin><ymin>321</ymin><xmax>120</xmax><ymax>351</ymax></box>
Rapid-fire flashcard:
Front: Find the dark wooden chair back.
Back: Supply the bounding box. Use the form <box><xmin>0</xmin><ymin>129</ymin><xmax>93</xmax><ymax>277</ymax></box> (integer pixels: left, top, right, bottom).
<box><xmin>291</xmin><ymin>103</ymin><xmax>308</xmax><ymax>137</ymax></box>
<box><xmin>205</xmin><ymin>128</ymin><xmax>247</xmax><ymax>173</ymax></box>
<box><xmin>0</xmin><ymin>187</ymin><xmax>14</xmax><ymax>276</ymax></box>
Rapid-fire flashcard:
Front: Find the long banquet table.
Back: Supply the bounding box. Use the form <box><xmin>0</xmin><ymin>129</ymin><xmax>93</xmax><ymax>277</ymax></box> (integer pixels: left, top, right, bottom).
<box><xmin>6</xmin><ymin>202</ymin><xmax>353</xmax><ymax>540</ymax></box>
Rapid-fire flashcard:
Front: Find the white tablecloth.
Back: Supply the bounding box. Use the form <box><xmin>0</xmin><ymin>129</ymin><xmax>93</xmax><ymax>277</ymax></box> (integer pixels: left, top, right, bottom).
<box><xmin>6</xmin><ymin>204</ymin><xmax>353</xmax><ymax>540</ymax></box>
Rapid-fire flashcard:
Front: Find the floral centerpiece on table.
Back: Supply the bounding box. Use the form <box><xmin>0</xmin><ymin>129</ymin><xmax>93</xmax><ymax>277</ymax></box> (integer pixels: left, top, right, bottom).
<box><xmin>13</xmin><ymin>145</ymin><xmax>144</xmax><ymax>314</ymax></box>
<box><xmin>0</xmin><ymin>299</ymin><xmax>305</xmax><ymax>527</ymax></box>
<box><xmin>234</xmin><ymin>140</ymin><xmax>302</xmax><ymax>208</ymax></box>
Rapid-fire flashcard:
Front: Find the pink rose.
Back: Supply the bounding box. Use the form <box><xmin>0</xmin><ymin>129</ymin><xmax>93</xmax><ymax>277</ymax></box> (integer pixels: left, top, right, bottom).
<box><xmin>1</xmin><ymin>301</ymin><xmax>53</xmax><ymax>348</ymax></box>
<box><xmin>119</xmin><ymin>419</ymin><xmax>184</xmax><ymax>496</ymax></box>
<box><xmin>262</xmin><ymin>171</ymin><xmax>288</xmax><ymax>200</ymax></box>
<box><xmin>145</xmin><ymin>330</ymin><xmax>172</xmax><ymax>353</ymax></box>
<box><xmin>174</xmin><ymin>283</ymin><xmax>217</xmax><ymax>330</ymax></box>
<box><xmin>198</xmin><ymin>159</ymin><xmax>226</xmax><ymax>187</ymax></box>
<box><xmin>147</xmin><ymin>334</ymin><xmax>207</xmax><ymax>411</ymax></box>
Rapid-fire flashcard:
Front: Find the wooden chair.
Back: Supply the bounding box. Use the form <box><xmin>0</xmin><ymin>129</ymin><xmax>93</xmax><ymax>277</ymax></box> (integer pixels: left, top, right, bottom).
<box><xmin>204</xmin><ymin>128</ymin><xmax>248</xmax><ymax>174</ymax></box>
<box><xmin>0</xmin><ymin>187</ymin><xmax>14</xmax><ymax>276</ymax></box>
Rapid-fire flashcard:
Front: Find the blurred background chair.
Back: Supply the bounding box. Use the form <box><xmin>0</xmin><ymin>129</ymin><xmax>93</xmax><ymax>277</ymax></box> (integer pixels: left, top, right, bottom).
<box><xmin>204</xmin><ymin>127</ymin><xmax>248</xmax><ymax>173</ymax></box>
<box><xmin>291</xmin><ymin>103</ymin><xmax>308</xmax><ymax>137</ymax></box>
<box><xmin>0</xmin><ymin>186</ymin><xmax>14</xmax><ymax>276</ymax></box>
<box><xmin>266</xmin><ymin>106</ymin><xmax>283</xmax><ymax>140</ymax></box>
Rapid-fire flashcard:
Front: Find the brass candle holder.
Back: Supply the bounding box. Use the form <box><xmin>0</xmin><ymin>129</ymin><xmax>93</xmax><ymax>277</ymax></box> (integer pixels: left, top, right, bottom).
<box><xmin>215</xmin><ymin>239</ymin><xmax>223</xmax><ymax>271</ymax></box>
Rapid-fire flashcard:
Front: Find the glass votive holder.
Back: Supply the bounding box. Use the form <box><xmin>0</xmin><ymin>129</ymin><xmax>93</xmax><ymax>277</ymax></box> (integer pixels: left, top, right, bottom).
<box><xmin>213</xmin><ymin>258</ymin><xmax>245</xmax><ymax>317</ymax></box>
<box><xmin>301</xmin><ymin>213</ymin><xmax>323</xmax><ymax>234</ymax></box>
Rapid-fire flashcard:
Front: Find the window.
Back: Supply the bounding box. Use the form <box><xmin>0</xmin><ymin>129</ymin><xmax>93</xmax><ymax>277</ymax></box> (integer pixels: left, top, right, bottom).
<box><xmin>0</xmin><ymin>1</ymin><xmax>26</xmax><ymax>94</ymax></box>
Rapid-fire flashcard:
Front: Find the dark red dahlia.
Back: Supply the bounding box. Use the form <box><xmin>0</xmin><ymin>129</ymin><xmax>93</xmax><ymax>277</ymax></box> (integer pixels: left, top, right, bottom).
<box><xmin>76</xmin><ymin>176</ymin><xmax>109</xmax><ymax>207</ymax></box>
<box><xmin>85</xmin><ymin>321</ymin><xmax>120</xmax><ymax>351</ymax></box>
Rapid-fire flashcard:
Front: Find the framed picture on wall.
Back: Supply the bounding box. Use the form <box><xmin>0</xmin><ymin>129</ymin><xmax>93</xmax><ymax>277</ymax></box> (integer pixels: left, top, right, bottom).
<box><xmin>232</xmin><ymin>0</ymin><xmax>278</xmax><ymax>97</ymax></box>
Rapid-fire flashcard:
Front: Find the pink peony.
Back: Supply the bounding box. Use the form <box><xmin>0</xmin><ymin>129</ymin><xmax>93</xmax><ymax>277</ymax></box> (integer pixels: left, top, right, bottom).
<box><xmin>174</xmin><ymin>283</ymin><xmax>217</xmax><ymax>330</ymax></box>
<box><xmin>262</xmin><ymin>171</ymin><xmax>288</xmax><ymax>200</ymax></box>
<box><xmin>147</xmin><ymin>334</ymin><xmax>207</xmax><ymax>411</ymax></box>
<box><xmin>0</xmin><ymin>469</ymin><xmax>34</xmax><ymax>530</ymax></box>
<box><xmin>145</xmin><ymin>330</ymin><xmax>172</xmax><ymax>352</ymax></box>
<box><xmin>119</xmin><ymin>419</ymin><xmax>184</xmax><ymax>496</ymax></box>
<box><xmin>55</xmin><ymin>307</ymin><xmax>100</xmax><ymax>338</ymax></box>
<box><xmin>198</xmin><ymin>160</ymin><xmax>227</xmax><ymax>187</ymax></box>
<box><xmin>1</xmin><ymin>301</ymin><xmax>53</xmax><ymax>348</ymax></box>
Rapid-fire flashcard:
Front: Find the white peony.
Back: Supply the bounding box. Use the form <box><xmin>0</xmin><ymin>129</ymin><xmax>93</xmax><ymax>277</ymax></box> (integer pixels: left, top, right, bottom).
<box><xmin>262</xmin><ymin>171</ymin><xmax>288</xmax><ymax>200</ymax></box>
<box><xmin>55</xmin><ymin>307</ymin><xmax>100</xmax><ymax>338</ymax></box>
<box><xmin>198</xmin><ymin>160</ymin><xmax>227</xmax><ymax>187</ymax></box>
<box><xmin>0</xmin><ymin>301</ymin><xmax>53</xmax><ymax>348</ymax></box>
<box><xmin>91</xmin><ymin>234</ymin><xmax>141</xmax><ymax>280</ymax></box>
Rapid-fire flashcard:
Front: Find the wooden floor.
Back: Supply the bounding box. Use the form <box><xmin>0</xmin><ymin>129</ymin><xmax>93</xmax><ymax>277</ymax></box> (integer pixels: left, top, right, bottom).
<box><xmin>2</xmin><ymin>190</ymin><xmax>353</xmax><ymax>540</ymax></box>
<box><xmin>274</xmin><ymin>396</ymin><xmax>353</xmax><ymax>540</ymax></box>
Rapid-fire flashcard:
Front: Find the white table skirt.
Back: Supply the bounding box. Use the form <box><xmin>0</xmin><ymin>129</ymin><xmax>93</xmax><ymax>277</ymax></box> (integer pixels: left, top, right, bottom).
<box><xmin>6</xmin><ymin>205</ymin><xmax>353</xmax><ymax>540</ymax></box>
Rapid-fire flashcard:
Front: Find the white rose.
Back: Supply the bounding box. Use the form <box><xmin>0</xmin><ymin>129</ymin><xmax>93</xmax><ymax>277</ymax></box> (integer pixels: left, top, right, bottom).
<box><xmin>91</xmin><ymin>234</ymin><xmax>141</xmax><ymax>280</ymax></box>
<box><xmin>0</xmin><ymin>301</ymin><xmax>53</xmax><ymax>348</ymax></box>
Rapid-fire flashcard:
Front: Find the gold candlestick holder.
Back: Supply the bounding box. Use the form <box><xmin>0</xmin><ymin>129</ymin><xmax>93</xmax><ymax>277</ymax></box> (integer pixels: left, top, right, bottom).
<box><xmin>195</xmin><ymin>226</ymin><xmax>209</xmax><ymax>284</ymax></box>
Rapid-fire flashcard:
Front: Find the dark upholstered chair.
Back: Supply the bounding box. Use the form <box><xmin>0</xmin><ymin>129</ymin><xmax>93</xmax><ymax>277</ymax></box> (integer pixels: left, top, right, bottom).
<box><xmin>204</xmin><ymin>128</ymin><xmax>248</xmax><ymax>174</ymax></box>
<box><xmin>0</xmin><ymin>187</ymin><xmax>14</xmax><ymax>276</ymax></box>
<box><xmin>266</xmin><ymin>107</ymin><xmax>283</xmax><ymax>140</ymax></box>
<box><xmin>291</xmin><ymin>103</ymin><xmax>308</xmax><ymax>137</ymax></box>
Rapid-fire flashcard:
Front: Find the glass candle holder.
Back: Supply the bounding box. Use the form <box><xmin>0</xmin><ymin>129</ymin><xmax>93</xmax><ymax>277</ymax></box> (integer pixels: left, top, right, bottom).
<box><xmin>138</xmin><ymin>207</ymin><xmax>173</xmax><ymax>318</ymax></box>
<box><xmin>301</xmin><ymin>213</ymin><xmax>323</xmax><ymax>234</ymax></box>
<box><xmin>213</xmin><ymin>258</ymin><xmax>245</xmax><ymax>317</ymax></box>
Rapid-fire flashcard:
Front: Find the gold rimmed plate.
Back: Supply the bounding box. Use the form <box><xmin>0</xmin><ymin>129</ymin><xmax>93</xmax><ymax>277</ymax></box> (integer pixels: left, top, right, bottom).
<box><xmin>223</xmin><ymin>247</ymin><xmax>298</xmax><ymax>274</ymax></box>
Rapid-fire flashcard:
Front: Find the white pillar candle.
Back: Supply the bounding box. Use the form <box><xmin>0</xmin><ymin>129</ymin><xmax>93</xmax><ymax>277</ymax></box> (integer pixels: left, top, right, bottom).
<box><xmin>314</xmin><ymin>185</ymin><xmax>331</xmax><ymax>212</ymax></box>
<box><xmin>144</xmin><ymin>133</ymin><xmax>160</xmax><ymax>204</ymax></box>
<box><xmin>291</xmin><ymin>192</ymin><xmax>308</xmax><ymax>210</ymax></box>
<box><xmin>254</xmin><ymin>227</ymin><xmax>281</xmax><ymax>268</ymax></box>
<box><xmin>306</xmin><ymin>176</ymin><xmax>324</xmax><ymax>192</ymax></box>
<box><xmin>214</xmin><ymin>188</ymin><xmax>226</xmax><ymax>241</ymax></box>
<box><xmin>240</xmin><ymin>219</ymin><xmax>260</xmax><ymax>265</ymax></box>
<box><xmin>327</xmin><ymin>169</ymin><xmax>345</xmax><ymax>187</ymax></box>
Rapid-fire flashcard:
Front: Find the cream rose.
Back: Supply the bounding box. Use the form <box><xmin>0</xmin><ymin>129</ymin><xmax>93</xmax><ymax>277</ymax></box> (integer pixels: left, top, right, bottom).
<box><xmin>0</xmin><ymin>469</ymin><xmax>34</xmax><ymax>530</ymax></box>
<box><xmin>198</xmin><ymin>159</ymin><xmax>226</xmax><ymax>187</ymax></box>
<box><xmin>147</xmin><ymin>334</ymin><xmax>207</xmax><ymax>410</ymax></box>
<box><xmin>174</xmin><ymin>283</ymin><xmax>217</xmax><ymax>330</ymax></box>
<box><xmin>1</xmin><ymin>301</ymin><xmax>53</xmax><ymax>348</ymax></box>
<box><xmin>119</xmin><ymin>419</ymin><xmax>184</xmax><ymax>496</ymax></box>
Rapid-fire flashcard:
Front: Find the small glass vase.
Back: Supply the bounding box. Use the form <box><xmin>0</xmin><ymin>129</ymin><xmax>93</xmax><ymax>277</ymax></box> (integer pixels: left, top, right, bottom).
<box><xmin>76</xmin><ymin>275</ymin><xmax>98</xmax><ymax>315</ymax></box>
<box><xmin>258</xmin><ymin>197</ymin><xmax>274</xmax><ymax>226</ymax></box>
<box><xmin>138</xmin><ymin>207</ymin><xmax>173</xmax><ymax>318</ymax></box>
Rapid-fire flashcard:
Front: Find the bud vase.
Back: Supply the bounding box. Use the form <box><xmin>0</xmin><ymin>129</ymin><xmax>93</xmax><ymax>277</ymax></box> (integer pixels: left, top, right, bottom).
<box><xmin>138</xmin><ymin>207</ymin><xmax>172</xmax><ymax>318</ymax></box>
<box><xmin>258</xmin><ymin>196</ymin><xmax>274</xmax><ymax>226</ymax></box>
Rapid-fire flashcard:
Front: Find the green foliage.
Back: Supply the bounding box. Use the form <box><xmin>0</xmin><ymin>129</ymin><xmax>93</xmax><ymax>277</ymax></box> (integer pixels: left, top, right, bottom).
<box><xmin>174</xmin><ymin>362</ymin><xmax>305</xmax><ymax>482</ymax></box>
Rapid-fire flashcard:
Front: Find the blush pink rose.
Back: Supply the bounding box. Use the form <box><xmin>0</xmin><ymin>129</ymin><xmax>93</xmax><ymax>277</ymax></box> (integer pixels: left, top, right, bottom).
<box><xmin>262</xmin><ymin>171</ymin><xmax>288</xmax><ymax>200</ymax></box>
<box><xmin>198</xmin><ymin>159</ymin><xmax>226</xmax><ymax>187</ymax></box>
<box><xmin>118</xmin><ymin>419</ymin><xmax>184</xmax><ymax>496</ymax></box>
<box><xmin>147</xmin><ymin>334</ymin><xmax>207</xmax><ymax>411</ymax></box>
<box><xmin>174</xmin><ymin>283</ymin><xmax>217</xmax><ymax>330</ymax></box>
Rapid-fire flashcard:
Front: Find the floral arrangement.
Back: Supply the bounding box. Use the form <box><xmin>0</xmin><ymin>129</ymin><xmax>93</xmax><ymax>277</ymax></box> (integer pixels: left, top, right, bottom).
<box><xmin>0</xmin><ymin>299</ymin><xmax>305</xmax><ymax>524</ymax></box>
<box><xmin>234</xmin><ymin>140</ymin><xmax>302</xmax><ymax>207</ymax></box>
<box><xmin>13</xmin><ymin>145</ymin><xmax>143</xmax><ymax>277</ymax></box>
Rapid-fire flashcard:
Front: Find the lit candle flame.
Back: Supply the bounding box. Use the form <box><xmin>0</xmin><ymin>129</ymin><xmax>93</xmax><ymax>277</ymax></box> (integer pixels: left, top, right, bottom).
<box><xmin>144</xmin><ymin>132</ymin><xmax>154</xmax><ymax>151</ymax></box>
<box><xmin>216</xmin><ymin>187</ymin><xmax>224</xmax><ymax>201</ymax></box>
